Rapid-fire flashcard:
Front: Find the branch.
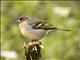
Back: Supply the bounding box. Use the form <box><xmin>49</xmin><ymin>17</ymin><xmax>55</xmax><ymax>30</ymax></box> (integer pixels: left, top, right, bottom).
<box><xmin>24</xmin><ymin>40</ymin><xmax>43</xmax><ymax>60</ymax></box>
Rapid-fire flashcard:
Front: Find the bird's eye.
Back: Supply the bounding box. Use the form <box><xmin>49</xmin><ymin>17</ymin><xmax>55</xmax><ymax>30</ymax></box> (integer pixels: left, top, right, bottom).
<box><xmin>19</xmin><ymin>16</ymin><xmax>29</xmax><ymax>21</ymax></box>
<box><xmin>22</xmin><ymin>19</ymin><xmax>25</xmax><ymax>21</ymax></box>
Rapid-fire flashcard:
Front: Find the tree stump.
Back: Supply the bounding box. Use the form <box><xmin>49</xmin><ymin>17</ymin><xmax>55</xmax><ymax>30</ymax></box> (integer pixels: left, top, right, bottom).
<box><xmin>24</xmin><ymin>40</ymin><xmax>43</xmax><ymax>60</ymax></box>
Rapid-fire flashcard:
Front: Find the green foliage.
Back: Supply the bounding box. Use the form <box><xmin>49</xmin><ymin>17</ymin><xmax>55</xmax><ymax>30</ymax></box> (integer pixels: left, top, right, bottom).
<box><xmin>1</xmin><ymin>1</ymin><xmax>80</xmax><ymax>60</ymax></box>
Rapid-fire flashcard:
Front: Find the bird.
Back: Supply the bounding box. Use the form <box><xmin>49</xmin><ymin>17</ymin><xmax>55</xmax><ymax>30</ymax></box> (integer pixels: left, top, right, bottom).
<box><xmin>17</xmin><ymin>16</ymin><xmax>71</xmax><ymax>60</ymax></box>
<box><xmin>17</xmin><ymin>16</ymin><xmax>71</xmax><ymax>41</ymax></box>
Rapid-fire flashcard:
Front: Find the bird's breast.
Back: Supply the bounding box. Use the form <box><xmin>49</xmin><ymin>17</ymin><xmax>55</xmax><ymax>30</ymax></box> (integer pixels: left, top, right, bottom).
<box><xmin>19</xmin><ymin>25</ymin><xmax>46</xmax><ymax>40</ymax></box>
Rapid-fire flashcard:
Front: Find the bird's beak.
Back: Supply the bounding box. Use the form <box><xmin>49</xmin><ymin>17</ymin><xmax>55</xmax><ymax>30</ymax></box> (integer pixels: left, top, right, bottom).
<box><xmin>16</xmin><ymin>20</ymin><xmax>20</xmax><ymax>23</ymax></box>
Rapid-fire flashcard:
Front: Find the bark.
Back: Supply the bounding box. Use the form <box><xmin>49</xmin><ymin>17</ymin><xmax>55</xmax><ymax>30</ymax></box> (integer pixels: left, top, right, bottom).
<box><xmin>24</xmin><ymin>40</ymin><xmax>42</xmax><ymax>60</ymax></box>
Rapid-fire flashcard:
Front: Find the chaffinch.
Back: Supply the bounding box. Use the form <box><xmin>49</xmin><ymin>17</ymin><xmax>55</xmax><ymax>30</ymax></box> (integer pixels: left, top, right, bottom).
<box><xmin>17</xmin><ymin>16</ymin><xmax>71</xmax><ymax>40</ymax></box>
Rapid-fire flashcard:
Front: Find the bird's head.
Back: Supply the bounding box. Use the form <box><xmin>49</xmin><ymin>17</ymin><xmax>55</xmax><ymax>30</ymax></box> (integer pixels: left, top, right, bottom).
<box><xmin>17</xmin><ymin>16</ymin><xmax>30</xmax><ymax>23</ymax></box>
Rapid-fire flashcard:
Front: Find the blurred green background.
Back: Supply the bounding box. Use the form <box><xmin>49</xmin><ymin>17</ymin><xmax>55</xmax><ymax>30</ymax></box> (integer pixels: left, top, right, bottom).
<box><xmin>1</xmin><ymin>1</ymin><xmax>80</xmax><ymax>60</ymax></box>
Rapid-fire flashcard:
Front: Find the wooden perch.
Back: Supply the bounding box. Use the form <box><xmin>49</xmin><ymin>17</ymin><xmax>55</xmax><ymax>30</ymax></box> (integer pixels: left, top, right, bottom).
<box><xmin>24</xmin><ymin>40</ymin><xmax>43</xmax><ymax>60</ymax></box>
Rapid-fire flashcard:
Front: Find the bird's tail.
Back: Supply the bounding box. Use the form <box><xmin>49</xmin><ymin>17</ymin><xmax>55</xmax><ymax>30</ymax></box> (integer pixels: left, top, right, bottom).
<box><xmin>35</xmin><ymin>27</ymin><xmax>71</xmax><ymax>31</ymax></box>
<box><xmin>55</xmin><ymin>28</ymin><xmax>71</xmax><ymax>31</ymax></box>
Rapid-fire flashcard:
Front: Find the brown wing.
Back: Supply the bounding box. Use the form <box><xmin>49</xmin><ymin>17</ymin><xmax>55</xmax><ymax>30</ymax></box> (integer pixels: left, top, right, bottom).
<box><xmin>32</xmin><ymin>21</ymin><xmax>57</xmax><ymax>30</ymax></box>
<box><xmin>31</xmin><ymin>20</ymin><xmax>71</xmax><ymax>31</ymax></box>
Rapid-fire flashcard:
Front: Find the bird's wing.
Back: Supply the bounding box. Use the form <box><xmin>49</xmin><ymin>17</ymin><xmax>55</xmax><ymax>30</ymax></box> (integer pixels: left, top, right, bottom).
<box><xmin>28</xmin><ymin>20</ymin><xmax>71</xmax><ymax>31</ymax></box>
<box><xmin>29</xmin><ymin>20</ymin><xmax>57</xmax><ymax>30</ymax></box>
